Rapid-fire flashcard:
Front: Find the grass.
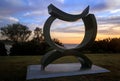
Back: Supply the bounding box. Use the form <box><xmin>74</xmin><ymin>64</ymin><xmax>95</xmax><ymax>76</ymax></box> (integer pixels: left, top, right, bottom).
<box><xmin>0</xmin><ymin>54</ymin><xmax>120</xmax><ymax>81</ymax></box>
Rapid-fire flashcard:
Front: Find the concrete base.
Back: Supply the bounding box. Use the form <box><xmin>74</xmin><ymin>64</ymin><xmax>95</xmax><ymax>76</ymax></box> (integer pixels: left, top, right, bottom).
<box><xmin>26</xmin><ymin>63</ymin><xmax>110</xmax><ymax>80</ymax></box>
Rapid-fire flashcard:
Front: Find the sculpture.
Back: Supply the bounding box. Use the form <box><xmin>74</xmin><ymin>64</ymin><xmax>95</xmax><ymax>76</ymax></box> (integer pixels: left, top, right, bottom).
<box><xmin>41</xmin><ymin>4</ymin><xmax>97</xmax><ymax>71</ymax></box>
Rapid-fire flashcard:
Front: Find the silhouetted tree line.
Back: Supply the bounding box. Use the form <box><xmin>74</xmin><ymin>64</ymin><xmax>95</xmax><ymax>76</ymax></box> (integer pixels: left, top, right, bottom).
<box><xmin>10</xmin><ymin>41</ymin><xmax>50</xmax><ymax>56</ymax></box>
<box><xmin>0</xmin><ymin>23</ymin><xmax>63</xmax><ymax>56</ymax></box>
<box><xmin>88</xmin><ymin>38</ymin><xmax>120</xmax><ymax>53</ymax></box>
<box><xmin>0</xmin><ymin>23</ymin><xmax>120</xmax><ymax>55</ymax></box>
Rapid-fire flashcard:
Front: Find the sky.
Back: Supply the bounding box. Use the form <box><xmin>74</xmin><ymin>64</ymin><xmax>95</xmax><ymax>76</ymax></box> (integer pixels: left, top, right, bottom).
<box><xmin>0</xmin><ymin>0</ymin><xmax>120</xmax><ymax>44</ymax></box>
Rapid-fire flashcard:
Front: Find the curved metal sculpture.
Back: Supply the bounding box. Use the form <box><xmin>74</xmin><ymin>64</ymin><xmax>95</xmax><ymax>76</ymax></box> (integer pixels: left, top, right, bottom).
<box><xmin>41</xmin><ymin>4</ymin><xmax>97</xmax><ymax>71</ymax></box>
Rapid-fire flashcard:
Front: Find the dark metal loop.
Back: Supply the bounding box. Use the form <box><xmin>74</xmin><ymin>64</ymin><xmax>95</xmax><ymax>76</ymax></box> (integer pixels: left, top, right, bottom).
<box><xmin>41</xmin><ymin>4</ymin><xmax>97</xmax><ymax>71</ymax></box>
<box><xmin>48</xmin><ymin>4</ymin><xmax>89</xmax><ymax>21</ymax></box>
<box><xmin>43</xmin><ymin>14</ymin><xmax>97</xmax><ymax>52</ymax></box>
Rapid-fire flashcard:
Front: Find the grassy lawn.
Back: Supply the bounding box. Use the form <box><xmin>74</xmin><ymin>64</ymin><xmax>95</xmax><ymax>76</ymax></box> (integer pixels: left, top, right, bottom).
<box><xmin>0</xmin><ymin>54</ymin><xmax>120</xmax><ymax>81</ymax></box>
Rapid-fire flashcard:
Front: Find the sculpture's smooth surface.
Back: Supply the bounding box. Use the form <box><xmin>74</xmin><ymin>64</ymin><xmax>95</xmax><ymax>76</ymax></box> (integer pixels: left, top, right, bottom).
<box><xmin>41</xmin><ymin>50</ymin><xmax>92</xmax><ymax>70</ymax></box>
<box><xmin>41</xmin><ymin>4</ymin><xmax>97</xmax><ymax>71</ymax></box>
<box><xmin>48</xmin><ymin>4</ymin><xmax>89</xmax><ymax>21</ymax></box>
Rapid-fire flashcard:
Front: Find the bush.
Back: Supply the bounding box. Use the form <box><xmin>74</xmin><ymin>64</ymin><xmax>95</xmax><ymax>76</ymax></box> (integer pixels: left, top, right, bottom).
<box><xmin>109</xmin><ymin>38</ymin><xmax>120</xmax><ymax>53</ymax></box>
<box><xmin>88</xmin><ymin>38</ymin><xmax>120</xmax><ymax>53</ymax></box>
<box><xmin>10</xmin><ymin>41</ymin><xmax>50</xmax><ymax>56</ymax></box>
<box><xmin>0</xmin><ymin>42</ymin><xmax>7</xmax><ymax>56</ymax></box>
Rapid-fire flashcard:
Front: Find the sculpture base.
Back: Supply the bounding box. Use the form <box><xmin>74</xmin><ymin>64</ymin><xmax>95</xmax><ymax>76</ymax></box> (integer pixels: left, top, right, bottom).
<box><xmin>26</xmin><ymin>63</ymin><xmax>110</xmax><ymax>80</ymax></box>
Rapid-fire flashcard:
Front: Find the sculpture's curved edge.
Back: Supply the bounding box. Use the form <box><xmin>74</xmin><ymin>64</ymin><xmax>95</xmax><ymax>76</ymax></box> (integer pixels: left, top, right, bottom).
<box><xmin>75</xmin><ymin>14</ymin><xmax>97</xmax><ymax>50</ymax></box>
<box><xmin>43</xmin><ymin>16</ymin><xmax>66</xmax><ymax>52</ymax></box>
<box><xmin>41</xmin><ymin>49</ymin><xmax>92</xmax><ymax>70</ymax></box>
<box><xmin>48</xmin><ymin>4</ymin><xmax>89</xmax><ymax>21</ymax></box>
<box><xmin>41</xmin><ymin>50</ymin><xmax>62</xmax><ymax>70</ymax></box>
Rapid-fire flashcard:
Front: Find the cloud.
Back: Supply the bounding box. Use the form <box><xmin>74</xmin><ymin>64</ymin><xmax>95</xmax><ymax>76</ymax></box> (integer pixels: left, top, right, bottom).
<box><xmin>27</xmin><ymin>0</ymin><xmax>63</xmax><ymax>8</ymax></box>
<box><xmin>50</xmin><ymin>13</ymin><xmax>120</xmax><ymax>39</ymax></box>
<box><xmin>49</xmin><ymin>12</ymin><xmax>120</xmax><ymax>36</ymax></box>
<box><xmin>57</xmin><ymin>0</ymin><xmax>64</xmax><ymax>3</ymax></box>
<box><xmin>97</xmin><ymin>15</ymin><xmax>120</xmax><ymax>25</ymax></box>
<box><xmin>93</xmin><ymin>0</ymin><xmax>120</xmax><ymax>13</ymax></box>
<box><xmin>110</xmin><ymin>9</ymin><xmax>120</xmax><ymax>14</ymax></box>
<box><xmin>0</xmin><ymin>0</ymin><xmax>65</xmax><ymax>27</ymax></box>
<box><xmin>0</xmin><ymin>16</ymin><xmax>19</xmax><ymax>27</ymax></box>
<box><xmin>91</xmin><ymin>0</ymin><xmax>108</xmax><ymax>11</ymax></box>
<box><xmin>92</xmin><ymin>14</ymin><xmax>120</xmax><ymax>36</ymax></box>
<box><xmin>0</xmin><ymin>0</ymin><xmax>31</xmax><ymax>16</ymax></box>
<box><xmin>50</xmin><ymin>19</ymin><xmax>84</xmax><ymax>33</ymax></box>
<box><xmin>106</xmin><ymin>0</ymin><xmax>120</xmax><ymax>9</ymax></box>
<box><xmin>0</xmin><ymin>16</ymin><xmax>19</xmax><ymax>22</ymax></box>
<box><xmin>23</xmin><ymin>10</ymin><xmax>48</xmax><ymax>17</ymax></box>
<box><xmin>51</xmin><ymin>25</ymin><xmax>84</xmax><ymax>34</ymax></box>
<box><xmin>5</xmin><ymin>0</ymin><xmax>26</xmax><ymax>6</ymax></box>
<box><xmin>8</xmin><ymin>17</ymin><xmax>19</xmax><ymax>22</ymax></box>
<box><xmin>0</xmin><ymin>0</ymin><xmax>120</xmax><ymax>41</ymax></box>
<box><xmin>96</xmin><ymin>16</ymin><xmax>120</xmax><ymax>36</ymax></box>
<box><xmin>98</xmin><ymin>24</ymin><xmax>116</xmax><ymax>34</ymax></box>
<box><xmin>27</xmin><ymin>23</ymin><xmax>42</xmax><ymax>30</ymax></box>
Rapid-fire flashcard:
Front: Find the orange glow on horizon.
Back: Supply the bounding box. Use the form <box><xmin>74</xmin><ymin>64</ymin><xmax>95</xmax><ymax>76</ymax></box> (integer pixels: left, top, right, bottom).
<box><xmin>96</xmin><ymin>34</ymin><xmax>120</xmax><ymax>41</ymax></box>
<box><xmin>51</xmin><ymin>32</ymin><xmax>120</xmax><ymax>44</ymax></box>
<box><xmin>51</xmin><ymin>28</ymin><xmax>120</xmax><ymax>44</ymax></box>
<box><xmin>51</xmin><ymin>32</ymin><xmax>84</xmax><ymax>44</ymax></box>
<box><xmin>57</xmin><ymin>37</ymin><xmax>83</xmax><ymax>44</ymax></box>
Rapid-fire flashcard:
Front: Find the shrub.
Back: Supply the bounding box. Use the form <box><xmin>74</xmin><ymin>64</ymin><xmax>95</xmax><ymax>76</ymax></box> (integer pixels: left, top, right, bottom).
<box><xmin>88</xmin><ymin>38</ymin><xmax>120</xmax><ymax>53</ymax></box>
<box><xmin>0</xmin><ymin>42</ymin><xmax>7</xmax><ymax>56</ymax></box>
<box><xmin>10</xmin><ymin>41</ymin><xmax>50</xmax><ymax>56</ymax></box>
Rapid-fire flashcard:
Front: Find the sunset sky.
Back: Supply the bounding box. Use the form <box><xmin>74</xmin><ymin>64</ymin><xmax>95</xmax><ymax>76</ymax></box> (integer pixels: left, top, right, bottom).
<box><xmin>0</xmin><ymin>0</ymin><xmax>120</xmax><ymax>44</ymax></box>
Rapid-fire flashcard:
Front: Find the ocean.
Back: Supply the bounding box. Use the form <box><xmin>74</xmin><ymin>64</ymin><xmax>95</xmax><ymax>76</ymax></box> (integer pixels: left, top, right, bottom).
<box><xmin>64</xmin><ymin>44</ymin><xmax>78</xmax><ymax>49</ymax></box>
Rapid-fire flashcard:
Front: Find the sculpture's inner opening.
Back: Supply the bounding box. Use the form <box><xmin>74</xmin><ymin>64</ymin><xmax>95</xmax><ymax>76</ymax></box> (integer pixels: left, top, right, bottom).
<box><xmin>50</xmin><ymin>19</ymin><xmax>85</xmax><ymax>49</ymax></box>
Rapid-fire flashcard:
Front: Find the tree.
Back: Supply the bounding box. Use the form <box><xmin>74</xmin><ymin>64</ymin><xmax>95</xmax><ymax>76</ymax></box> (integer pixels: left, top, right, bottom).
<box><xmin>32</xmin><ymin>27</ymin><xmax>44</xmax><ymax>43</ymax></box>
<box><xmin>0</xmin><ymin>23</ymin><xmax>31</xmax><ymax>42</ymax></box>
<box><xmin>109</xmin><ymin>38</ymin><xmax>120</xmax><ymax>53</ymax></box>
<box><xmin>88</xmin><ymin>38</ymin><xmax>120</xmax><ymax>53</ymax></box>
<box><xmin>53</xmin><ymin>38</ymin><xmax>64</xmax><ymax>46</ymax></box>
